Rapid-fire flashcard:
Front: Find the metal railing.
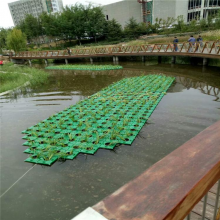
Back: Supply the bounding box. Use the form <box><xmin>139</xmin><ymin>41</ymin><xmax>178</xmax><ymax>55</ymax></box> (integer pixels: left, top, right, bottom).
<box><xmin>186</xmin><ymin>180</ymin><xmax>220</xmax><ymax>220</ymax></box>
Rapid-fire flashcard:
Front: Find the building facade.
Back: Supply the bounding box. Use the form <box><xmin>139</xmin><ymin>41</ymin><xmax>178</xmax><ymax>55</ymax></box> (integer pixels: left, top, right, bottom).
<box><xmin>8</xmin><ymin>0</ymin><xmax>64</xmax><ymax>26</ymax></box>
<box><xmin>103</xmin><ymin>0</ymin><xmax>142</xmax><ymax>28</ymax></box>
<box><xmin>103</xmin><ymin>0</ymin><xmax>220</xmax><ymax>28</ymax></box>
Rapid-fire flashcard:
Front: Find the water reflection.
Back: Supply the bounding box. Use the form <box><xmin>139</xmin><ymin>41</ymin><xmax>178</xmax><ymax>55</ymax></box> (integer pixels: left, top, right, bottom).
<box><xmin>2</xmin><ymin>64</ymin><xmax>220</xmax><ymax>102</ymax></box>
<box><xmin>1</xmin><ymin>63</ymin><xmax>220</xmax><ymax>220</ymax></box>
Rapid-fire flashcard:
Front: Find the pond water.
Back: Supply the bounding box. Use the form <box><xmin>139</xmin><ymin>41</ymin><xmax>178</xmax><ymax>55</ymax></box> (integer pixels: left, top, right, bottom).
<box><xmin>1</xmin><ymin>62</ymin><xmax>220</xmax><ymax>220</ymax></box>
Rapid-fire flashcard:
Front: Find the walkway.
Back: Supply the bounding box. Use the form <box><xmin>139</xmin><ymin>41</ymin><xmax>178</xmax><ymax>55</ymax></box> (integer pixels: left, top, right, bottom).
<box><xmin>11</xmin><ymin>41</ymin><xmax>220</xmax><ymax>61</ymax></box>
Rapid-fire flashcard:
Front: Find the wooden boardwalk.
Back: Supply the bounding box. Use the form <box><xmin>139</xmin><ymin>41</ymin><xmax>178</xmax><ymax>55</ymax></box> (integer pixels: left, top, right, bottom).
<box><xmin>11</xmin><ymin>41</ymin><xmax>220</xmax><ymax>61</ymax></box>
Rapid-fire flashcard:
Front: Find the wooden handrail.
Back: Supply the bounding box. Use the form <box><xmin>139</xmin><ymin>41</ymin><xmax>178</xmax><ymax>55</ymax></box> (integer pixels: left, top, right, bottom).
<box><xmin>92</xmin><ymin>120</ymin><xmax>220</xmax><ymax>220</ymax></box>
<box><xmin>11</xmin><ymin>41</ymin><xmax>220</xmax><ymax>59</ymax></box>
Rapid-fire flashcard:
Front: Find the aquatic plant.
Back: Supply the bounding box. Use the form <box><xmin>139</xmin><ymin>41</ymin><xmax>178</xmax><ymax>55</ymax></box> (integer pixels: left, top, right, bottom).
<box><xmin>22</xmin><ymin>74</ymin><xmax>175</xmax><ymax>165</ymax></box>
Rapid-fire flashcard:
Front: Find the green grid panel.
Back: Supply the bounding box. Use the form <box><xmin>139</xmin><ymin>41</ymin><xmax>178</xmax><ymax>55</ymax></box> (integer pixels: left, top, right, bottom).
<box><xmin>22</xmin><ymin>74</ymin><xmax>175</xmax><ymax>165</ymax></box>
<box><xmin>45</xmin><ymin>65</ymin><xmax>123</xmax><ymax>71</ymax></box>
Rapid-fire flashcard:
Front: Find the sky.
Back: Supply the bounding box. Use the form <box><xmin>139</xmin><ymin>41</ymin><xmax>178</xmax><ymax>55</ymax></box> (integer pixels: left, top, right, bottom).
<box><xmin>0</xmin><ymin>0</ymin><xmax>122</xmax><ymax>28</ymax></box>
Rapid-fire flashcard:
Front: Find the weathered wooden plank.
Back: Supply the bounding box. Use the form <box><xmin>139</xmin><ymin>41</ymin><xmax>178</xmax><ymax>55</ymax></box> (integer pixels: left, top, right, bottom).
<box><xmin>209</xmin><ymin>182</ymin><xmax>218</xmax><ymax>194</ymax></box>
<box><xmin>93</xmin><ymin>121</ymin><xmax>220</xmax><ymax>220</ymax></box>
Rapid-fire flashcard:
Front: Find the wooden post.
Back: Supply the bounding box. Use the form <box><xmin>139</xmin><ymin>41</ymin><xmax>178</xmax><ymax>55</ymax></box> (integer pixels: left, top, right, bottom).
<box><xmin>171</xmin><ymin>56</ymin><xmax>176</xmax><ymax>64</ymax></box>
<box><xmin>158</xmin><ymin>56</ymin><xmax>162</xmax><ymax>64</ymax></box>
<box><xmin>45</xmin><ymin>59</ymin><xmax>48</xmax><ymax>65</ymax></box>
<box><xmin>28</xmin><ymin>59</ymin><xmax>32</xmax><ymax>66</ymax></box>
<box><xmin>90</xmin><ymin>58</ymin><xmax>93</xmax><ymax>64</ymax></box>
<box><xmin>142</xmin><ymin>56</ymin><xmax>146</xmax><ymax>62</ymax></box>
<box><xmin>203</xmin><ymin>58</ymin><xmax>208</xmax><ymax>66</ymax></box>
<box><xmin>65</xmin><ymin>59</ymin><xmax>68</xmax><ymax>64</ymax></box>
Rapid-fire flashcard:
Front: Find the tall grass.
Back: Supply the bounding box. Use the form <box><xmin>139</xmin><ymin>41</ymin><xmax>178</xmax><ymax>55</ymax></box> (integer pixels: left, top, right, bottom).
<box><xmin>126</xmin><ymin>30</ymin><xmax>220</xmax><ymax>45</ymax></box>
<box><xmin>0</xmin><ymin>63</ymin><xmax>49</xmax><ymax>93</ymax></box>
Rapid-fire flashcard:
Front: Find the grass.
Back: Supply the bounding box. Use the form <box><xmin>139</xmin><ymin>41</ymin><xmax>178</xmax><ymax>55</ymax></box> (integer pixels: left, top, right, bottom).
<box><xmin>127</xmin><ymin>30</ymin><xmax>220</xmax><ymax>45</ymax></box>
<box><xmin>0</xmin><ymin>63</ymin><xmax>49</xmax><ymax>93</ymax></box>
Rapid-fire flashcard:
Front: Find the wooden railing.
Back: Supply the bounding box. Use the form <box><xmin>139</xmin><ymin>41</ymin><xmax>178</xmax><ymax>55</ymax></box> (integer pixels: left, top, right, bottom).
<box><xmin>12</xmin><ymin>41</ymin><xmax>220</xmax><ymax>59</ymax></box>
<box><xmin>72</xmin><ymin>120</ymin><xmax>220</xmax><ymax>220</ymax></box>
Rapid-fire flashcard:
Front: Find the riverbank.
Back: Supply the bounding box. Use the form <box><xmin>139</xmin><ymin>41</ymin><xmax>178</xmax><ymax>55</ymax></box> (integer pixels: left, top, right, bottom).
<box><xmin>67</xmin><ymin>30</ymin><xmax>220</xmax><ymax>49</ymax></box>
<box><xmin>0</xmin><ymin>63</ymin><xmax>49</xmax><ymax>93</ymax></box>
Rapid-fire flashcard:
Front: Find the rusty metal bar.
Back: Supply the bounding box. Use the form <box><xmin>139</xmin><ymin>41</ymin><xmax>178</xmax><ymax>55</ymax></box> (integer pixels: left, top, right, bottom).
<box><xmin>213</xmin><ymin>180</ymin><xmax>220</xmax><ymax>220</ymax></box>
<box><xmin>187</xmin><ymin>212</ymin><xmax>191</xmax><ymax>220</ymax></box>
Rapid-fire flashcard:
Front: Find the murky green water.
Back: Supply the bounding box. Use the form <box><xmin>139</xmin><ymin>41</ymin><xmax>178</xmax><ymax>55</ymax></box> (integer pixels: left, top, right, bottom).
<box><xmin>0</xmin><ymin>62</ymin><xmax>220</xmax><ymax>220</ymax></box>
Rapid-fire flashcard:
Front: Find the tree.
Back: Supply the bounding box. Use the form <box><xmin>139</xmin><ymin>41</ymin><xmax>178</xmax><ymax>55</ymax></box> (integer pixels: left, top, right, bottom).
<box><xmin>124</xmin><ymin>17</ymin><xmax>140</xmax><ymax>38</ymax></box>
<box><xmin>188</xmin><ymin>19</ymin><xmax>198</xmax><ymax>31</ymax></box>
<box><xmin>40</xmin><ymin>12</ymin><xmax>61</xmax><ymax>46</ymax></box>
<box><xmin>174</xmin><ymin>15</ymin><xmax>186</xmax><ymax>32</ymax></box>
<box><xmin>0</xmin><ymin>28</ymin><xmax>11</xmax><ymax>53</ymax></box>
<box><xmin>214</xmin><ymin>10</ymin><xmax>220</xmax><ymax>29</ymax></box>
<box><xmin>18</xmin><ymin>14</ymin><xmax>42</xmax><ymax>44</ymax></box>
<box><xmin>6</xmin><ymin>28</ymin><xmax>27</xmax><ymax>52</ymax></box>
<box><xmin>105</xmin><ymin>19</ymin><xmax>123</xmax><ymax>41</ymax></box>
<box><xmin>199</xmin><ymin>19</ymin><xmax>207</xmax><ymax>29</ymax></box>
<box><xmin>60</xmin><ymin>4</ymin><xmax>86</xmax><ymax>44</ymax></box>
<box><xmin>136</xmin><ymin>22</ymin><xmax>150</xmax><ymax>35</ymax></box>
<box><xmin>86</xmin><ymin>5</ymin><xmax>107</xmax><ymax>42</ymax></box>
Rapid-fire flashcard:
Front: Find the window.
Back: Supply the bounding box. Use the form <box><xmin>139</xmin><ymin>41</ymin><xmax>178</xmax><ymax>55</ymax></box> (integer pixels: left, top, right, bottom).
<box><xmin>187</xmin><ymin>11</ymin><xmax>201</xmax><ymax>21</ymax></box>
<box><xmin>188</xmin><ymin>0</ymin><xmax>202</xmax><ymax>10</ymax></box>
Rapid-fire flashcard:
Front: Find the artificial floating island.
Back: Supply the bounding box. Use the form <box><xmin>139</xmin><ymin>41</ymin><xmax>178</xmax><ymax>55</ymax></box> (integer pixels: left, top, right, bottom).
<box><xmin>22</xmin><ymin>74</ymin><xmax>175</xmax><ymax>165</ymax></box>
<box><xmin>45</xmin><ymin>64</ymin><xmax>123</xmax><ymax>71</ymax></box>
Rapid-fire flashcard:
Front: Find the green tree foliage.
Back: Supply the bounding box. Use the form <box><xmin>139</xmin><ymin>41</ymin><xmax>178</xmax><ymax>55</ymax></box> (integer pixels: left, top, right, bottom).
<box><xmin>86</xmin><ymin>5</ymin><xmax>107</xmax><ymax>42</ymax></box>
<box><xmin>188</xmin><ymin>19</ymin><xmax>197</xmax><ymax>31</ymax></box>
<box><xmin>136</xmin><ymin>22</ymin><xmax>150</xmax><ymax>35</ymax></box>
<box><xmin>40</xmin><ymin>12</ymin><xmax>57</xmax><ymax>37</ymax></box>
<box><xmin>61</xmin><ymin>5</ymin><xmax>86</xmax><ymax>42</ymax></box>
<box><xmin>105</xmin><ymin>19</ymin><xmax>123</xmax><ymax>41</ymax></box>
<box><xmin>214</xmin><ymin>10</ymin><xmax>220</xmax><ymax>28</ymax></box>
<box><xmin>174</xmin><ymin>15</ymin><xmax>186</xmax><ymax>32</ymax></box>
<box><xmin>124</xmin><ymin>17</ymin><xmax>140</xmax><ymax>38</ymax></box>
<box><xmin>18</xmin><ymin>15</ymin><xmax>42</xmax><ymax>41</ymax></box>
<box><xmin>199</xmin><ymin>19</ymin><xmax>207</xmax><ymax>29</ymax></box>
<box><xmin>0</xmin><ymin>28</ymin><xmax>11</xmax><ymax>53</ymax></box>
<box><xmin>6</xmin><ymin>28</ymin><xmax>27</xmax><ymax>52</ymax></box>
<box><xmin>147</xmin><ymin>17</ymin><xmax>161</xmax><ymax>33</ymax></box>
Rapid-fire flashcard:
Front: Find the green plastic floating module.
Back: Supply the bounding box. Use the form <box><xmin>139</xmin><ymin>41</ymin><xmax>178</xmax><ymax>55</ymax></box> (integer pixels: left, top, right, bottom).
<box><xmin>45</xmin><ymin>64</ymin><xmax>123</xmax><ymax>71</ymax></box>
<box><xmin>22</xmin><ymin>74</ymin><xmax>175</xmax><ymax>165</ymax></box>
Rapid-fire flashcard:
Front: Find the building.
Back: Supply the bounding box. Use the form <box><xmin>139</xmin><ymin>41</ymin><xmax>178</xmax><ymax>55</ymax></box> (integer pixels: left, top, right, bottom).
<box><xmin>103</xmin><ymin>0</ymin><xmax>220</xmax><ymax>28</ymax></box>
<box><xmin>8</xmin><ymin>0</ymin><xmax>63</xmax><ymax>26</ymax></box>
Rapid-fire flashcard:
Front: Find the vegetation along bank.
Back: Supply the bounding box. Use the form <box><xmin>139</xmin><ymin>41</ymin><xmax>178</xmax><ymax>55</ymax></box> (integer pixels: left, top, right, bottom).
<box><xmin>0</xmin><ymin>63</ymin><xmax>48</xmax><ymax>93</ymax></box>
